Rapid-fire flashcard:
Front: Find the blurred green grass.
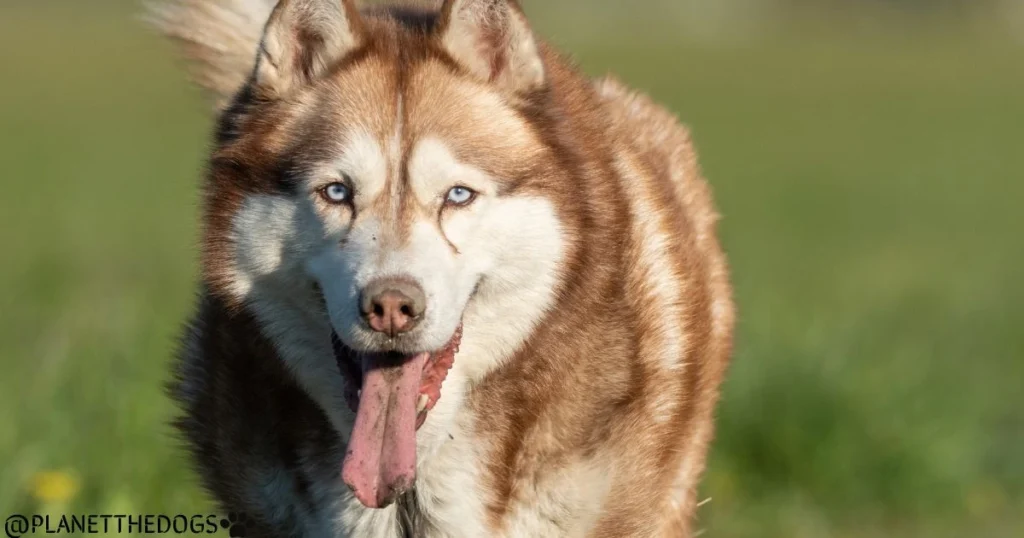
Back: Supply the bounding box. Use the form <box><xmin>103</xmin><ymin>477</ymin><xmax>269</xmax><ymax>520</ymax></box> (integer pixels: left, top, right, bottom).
<box><xmin>1</xmin><ymin>1</ymin><xmax>1021</xmax><ymax>537</ymax></box>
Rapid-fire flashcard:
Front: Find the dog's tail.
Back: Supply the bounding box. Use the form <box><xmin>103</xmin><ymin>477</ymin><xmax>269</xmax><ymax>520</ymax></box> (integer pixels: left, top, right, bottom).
<box><xmin>144</xmin><ymin>0</ymin><xmax>277</xmax><ymax>109</ymax></box>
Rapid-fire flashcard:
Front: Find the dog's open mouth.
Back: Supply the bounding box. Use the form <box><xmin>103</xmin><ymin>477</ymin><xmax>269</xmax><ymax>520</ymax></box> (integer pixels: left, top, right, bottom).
<box><xmin>331</xmin><ymin>326</ymin><xmax>462</xmax><ymax>509</ymax></box>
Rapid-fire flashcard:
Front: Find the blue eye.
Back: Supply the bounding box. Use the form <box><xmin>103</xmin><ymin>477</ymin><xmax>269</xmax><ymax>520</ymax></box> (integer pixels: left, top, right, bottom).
<box><xmin>446</xmin><ymin>186</ymin><xmax>476</xmax><ymax>206</ymax></box>
<box><xmin>321</xmin><ymin>182</ymin><xmax>351</xmax><ymax>204</ymax></box>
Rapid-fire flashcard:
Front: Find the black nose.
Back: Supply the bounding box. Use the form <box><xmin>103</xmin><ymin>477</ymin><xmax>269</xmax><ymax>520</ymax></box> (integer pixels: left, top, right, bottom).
<box><xmin>359</xmin><ymin>278</ymin><xmax>426</xmax><ymax>337</ymax></box>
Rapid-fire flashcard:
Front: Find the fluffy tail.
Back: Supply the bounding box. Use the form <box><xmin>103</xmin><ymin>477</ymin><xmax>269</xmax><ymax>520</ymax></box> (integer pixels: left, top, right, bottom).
<box><xmin>144</xmin><ymin>0</ymin><xmax>277</xmax><ymax>108</ymax></box>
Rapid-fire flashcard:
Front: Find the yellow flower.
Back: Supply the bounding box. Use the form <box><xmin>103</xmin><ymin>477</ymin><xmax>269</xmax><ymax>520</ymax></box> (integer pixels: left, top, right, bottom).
<box><xmin>30</xmin><ymin>471</ymin><xmax>80</xmax><ymax>504</ymax></box>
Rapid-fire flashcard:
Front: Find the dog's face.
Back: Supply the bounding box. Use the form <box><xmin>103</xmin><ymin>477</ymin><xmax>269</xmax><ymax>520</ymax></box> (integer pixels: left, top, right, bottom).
<box><xmin>206</xmin><ymin>0</ymin><xmax>573</xmax><ymax>360</ymax></box>
<box><xmin>293</xmin><ymin>58</ymin><xmax>558</xmax><ymax>356</ymax></box>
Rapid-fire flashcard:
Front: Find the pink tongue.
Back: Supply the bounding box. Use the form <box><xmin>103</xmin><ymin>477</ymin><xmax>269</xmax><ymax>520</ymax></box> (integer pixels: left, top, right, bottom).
<box><xmin>342</xmin><ymin>352</ymin><xmax>428</xmax><ymax>508</ymax></box>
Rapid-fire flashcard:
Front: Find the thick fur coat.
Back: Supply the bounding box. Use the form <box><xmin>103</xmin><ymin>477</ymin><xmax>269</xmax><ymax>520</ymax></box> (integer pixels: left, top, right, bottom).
<box><xmin>148</xmin><ymin>1</ymin><xmax>735</xmax><ymax>536</ymax></box>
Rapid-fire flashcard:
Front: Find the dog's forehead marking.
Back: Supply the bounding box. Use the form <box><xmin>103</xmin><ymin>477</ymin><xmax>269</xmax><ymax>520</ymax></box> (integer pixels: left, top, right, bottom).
<box><xmin>315</xmin><ymin>129</ymin><xmax>388</xmax><ymax>203</ymax></box>
<box><xmin>302</xmin><ymin>58</ymin><xmax>542</xmax><ymax>201</ymax></box>
<box><xmin>389</xmin><ymin>94</ymin><xmax>405</xmax><ymax>205</ymax></box>
<box><xmin>406</xmin><ymin>62</ymin><xmax>541</xmax><ymax>156</ymax></box>
<box><xmin>407</xmin><ymin>137</ymin><xmax>495</xmax><ymax>202</ymax></box>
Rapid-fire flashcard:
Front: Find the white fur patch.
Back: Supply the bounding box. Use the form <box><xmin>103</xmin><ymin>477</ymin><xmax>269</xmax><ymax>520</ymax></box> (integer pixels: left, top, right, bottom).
<box><xmin>231</xmin><ymin>194</ymin><xmax>354</xmax><ymax>439</ymax></box>
<box><xmin>406</xmin><ymin>137</ymin><xmax>497</xmax><ymax>204</ymax></box>
<box><xmin>318</xmin><ymin>129</ymin><xmax>390</xmax><ymax>206</ymax></box>
<box><xmin>405</xmin><ymin>137</ymin><xmax>568</xmax><ymax>379</ymax></box>
<box><xmin>229</xmin><ymin>194</ymin><xmax>296</xmax><ymax>297</ymax></box>
<box><xmin>455</xmin><ymin>196</ymin><xmax>567</xmax><ymax>380</ymax></box>
<box><xmin>503</xmin><ymin>458</ymin><xmax>611</xmax><ymax>538</ymax></box>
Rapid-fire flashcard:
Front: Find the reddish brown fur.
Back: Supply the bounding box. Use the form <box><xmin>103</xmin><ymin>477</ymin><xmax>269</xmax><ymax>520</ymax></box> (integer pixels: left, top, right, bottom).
<box><xmin>154</xmin><ymin>1</ymin><xmax>733</xmax><ymax>536</ymax></box>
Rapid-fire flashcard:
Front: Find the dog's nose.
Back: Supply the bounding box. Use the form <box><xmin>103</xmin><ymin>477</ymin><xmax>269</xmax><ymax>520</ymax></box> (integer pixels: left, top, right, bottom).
<box><xmin>359</xmin><ymin>278</ymin><xmax>426</xmax><ymax>337</ymax></box>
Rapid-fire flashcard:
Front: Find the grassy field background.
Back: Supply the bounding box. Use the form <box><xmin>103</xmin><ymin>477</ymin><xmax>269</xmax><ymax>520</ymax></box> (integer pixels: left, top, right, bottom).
<box><xmin>1</xmin><ymin>1</ymin><xmax>1022</xmax><ymax>536</ymax></box>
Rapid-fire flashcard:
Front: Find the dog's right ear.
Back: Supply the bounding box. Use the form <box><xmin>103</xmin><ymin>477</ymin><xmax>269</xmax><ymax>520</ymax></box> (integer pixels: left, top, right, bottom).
<box><xmin>438</xmin><ymin>0</ymin><xmax>545</xmax><ymax>96</ymax></box>
<box><xmin>254</xmin><ymin>0</ymin><xmax>364</xmax><ymax>98</ymax></box>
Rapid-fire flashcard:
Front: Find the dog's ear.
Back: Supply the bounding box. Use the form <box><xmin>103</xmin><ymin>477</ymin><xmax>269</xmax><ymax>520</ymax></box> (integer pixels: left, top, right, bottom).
<box><xmin>438</xmin><ymin>0</ymin><xmax>545</xmax><ymax>95</ymax></box>
<box><xmin>254</xmin><ymin>0</ymin><xmax>364</xmax><ymax>97</ymax></box>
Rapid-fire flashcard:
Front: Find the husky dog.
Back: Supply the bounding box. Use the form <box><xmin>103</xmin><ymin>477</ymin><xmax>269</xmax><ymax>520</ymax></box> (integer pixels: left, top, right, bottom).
<box><xmin>149</xmin><ymin>0</ymin><xmax>734</xmax><ymax>536</ymax></box>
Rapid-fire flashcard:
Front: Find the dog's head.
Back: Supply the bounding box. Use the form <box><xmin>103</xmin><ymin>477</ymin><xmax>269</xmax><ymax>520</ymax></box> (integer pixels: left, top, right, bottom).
<box><xmin>206</xmin><ymin>0</ymin><xmax>577</xmax><ymax>355</ymax></box>
<box><xmin>200</xmin><ymin>0</ymin><xmax>581</xmax><ymax>508</ymax></box>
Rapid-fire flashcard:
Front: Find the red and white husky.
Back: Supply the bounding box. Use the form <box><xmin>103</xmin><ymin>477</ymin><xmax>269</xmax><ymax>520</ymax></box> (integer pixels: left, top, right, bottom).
<box><xmin>150</xmin><ymin>0</ymin><xmax>734</xmax><ymax>535</ymax></box>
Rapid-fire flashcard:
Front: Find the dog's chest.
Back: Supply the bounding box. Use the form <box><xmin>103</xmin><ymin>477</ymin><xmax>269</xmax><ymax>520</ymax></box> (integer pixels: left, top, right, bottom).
<box><xmin>354</xmin><ymin>413</ymin><xmax>611</xmax><ymax>538</ymax></box>
<box><xmin>408</xmin><ymin>424</ymin><xmax>490</xmax><ymax>537</ymax></box>
<box><xmin>333</xmin><ymin>358</ymin><xmax>609</xmax><ymax>537</ymax></box>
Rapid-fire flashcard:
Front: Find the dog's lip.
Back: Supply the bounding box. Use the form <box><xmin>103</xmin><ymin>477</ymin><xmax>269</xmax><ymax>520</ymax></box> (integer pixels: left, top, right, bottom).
<box><xmin>330</xmin><ymin>331</ymin><xmax>458</xmax><ymax>368</ymax></box>
<box><xmin>334</xmin><ymin>333</ymin><xmax>436</xmax><ymax>356</ymax></box>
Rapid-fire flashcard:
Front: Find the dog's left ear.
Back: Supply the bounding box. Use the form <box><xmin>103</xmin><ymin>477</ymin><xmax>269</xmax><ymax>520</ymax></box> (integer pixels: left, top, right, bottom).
<box><xmin>438</xmin><ymin>0</ymin><xmax>545</xmax><ymax>95</ymax></box>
